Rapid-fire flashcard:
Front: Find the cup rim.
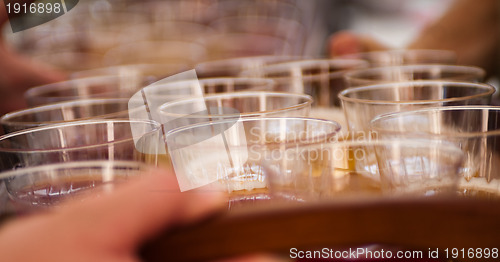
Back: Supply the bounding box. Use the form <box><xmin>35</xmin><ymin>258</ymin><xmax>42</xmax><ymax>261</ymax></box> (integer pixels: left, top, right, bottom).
<box><xmin>0</xmin><ymin>119</ymin><xmax>161</xmax><ymax>153</ymax></box>
<box><xmin>24</xmin><ymin>75</ymin><xmax>138</xmax><ymax>102</ymax></box>
<box><xmin>165</xmin><ymin>116</ymin><xmax>343</xmax><ymax>146</ymax></box>
<box><xmin>145</xmin><ymin>77</ymin><xmax>276</xmax><ymax>91</ymax></box>
<box><xmin>0</xmin><ymin>160</ymin><xmax>147</xmax><ymax>180</ymax></box>
<box><xmin>241</xmin><ymin>58</ymin><xmax>369</xmax><ymax>79</ymax></box>
<box><xmin>195</xmin><ymin>55</ymin><xmax>306</xmax><ymax>74</ymax></box>
<box><xmin>158</xmin><ymin>91</ymin><xmax>313</xmax><ymax>118</ymax></box>
<box><xmin>338</xmin><ymin>80</ymin><xmax>495</xmax><ymax>105</ymax></box>
<box><xmin>344</xmin><ymin>64</ymin><xmax>486</xmax><ymax>82</ymax></box>
<box><xmin>132</xmin><ymin>77</ymin><xmax>277</xmax><ymax>104</ymax></box>
<box><xmin>338</xmin><ymin>49</ymin><xmax>458</xmax><ymax>63</ymax></box>
<box><xmin>370</xmin><ymin>105</ymin><xmax>500</xmax><ymax>137</ymax></box>
<box><xmin>70</xmin><ymin>63</ymin><xmax>189</xmax><ymax>79</ymax></box>
<box><xmin>0</xmin><ymin>98</ymin><xmax>135</xmax><ymax>128</ymax></box>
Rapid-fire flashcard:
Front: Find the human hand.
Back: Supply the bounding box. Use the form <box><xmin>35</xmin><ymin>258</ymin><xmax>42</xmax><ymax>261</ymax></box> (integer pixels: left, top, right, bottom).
<box><xmin>0</xmin><ymin>168</ymin><xmax>288</xmax><ymax>262</ymax></box>
<box><xmin>328</xmin><ymin>30</ymin><xmax>388</xmax><ymax>57</ymax></box>
<box><xmin>0</xmin><ymin>168</ymin><xmax>227</xmax><ymax>262</ymax></box>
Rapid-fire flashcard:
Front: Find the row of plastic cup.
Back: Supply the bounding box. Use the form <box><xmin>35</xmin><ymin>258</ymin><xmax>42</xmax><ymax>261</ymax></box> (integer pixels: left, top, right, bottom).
<box><xmin>0</xmin><ymin>49</ymin><xmax>498</xmax><ymax>213</ymax></box>
<box><xmin>2</xmin><ymin>90</ymin><xmax>497</xmax><ymax>211</ymax></box>
<box><xmin>16</xmin><ymin>58</ymin><xmax>487</xmax><ymax>109</ymax></box>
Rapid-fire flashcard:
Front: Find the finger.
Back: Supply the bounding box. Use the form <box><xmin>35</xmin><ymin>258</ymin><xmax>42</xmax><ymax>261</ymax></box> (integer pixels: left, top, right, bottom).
<box><xmin>58</xmin><ymin>168</ymin><xmax>227</xmax><ymax>251</ymax></box>
<box><xmin>328</xmin><ymin>31</ymin><xmax>364</xmax><ymax>56</ymax></box>
<box><xmin>328</xmin><ymin>31</ymin><xmax>388</xmax><ymax>57</ymax></box>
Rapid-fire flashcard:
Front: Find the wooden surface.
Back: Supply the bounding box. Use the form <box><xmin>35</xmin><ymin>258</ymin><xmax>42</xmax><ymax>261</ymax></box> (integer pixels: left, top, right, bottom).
<box><xmin>140</xmin><ymin>197</ymin><xmax>500</xmax><ymax>262</ymax></box>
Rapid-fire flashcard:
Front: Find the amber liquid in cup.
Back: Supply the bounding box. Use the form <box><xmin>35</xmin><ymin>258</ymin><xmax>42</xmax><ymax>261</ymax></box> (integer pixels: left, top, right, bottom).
<box><xmin>370</xmin><ymin>106</ymin><xmax>500</xmax><ymax>199</ymax></box>
<box><xmin>459</xmin><ymin>156</ymin><xmax>500</xmax><ymax>199</ymax></box>
<box><xmin>7</xmin><ymin>172</ymin><xmax>134</xmax><ymax>215</ymax></box>
<box><xmin>268</xmin><ymin>139</ymin><xmax>463</xmax><ymax>202</ymax></box>
<box><xmin>12</xmin><ymin>175</ymin><xmax>120</xmax><ymax>206</ymax></box>
<box><xmin>458</xmin><ymin>148</ymin><xmax>500</xmax><ymax>199</ymax></box>
<box><xmin>267</xmin><ymin>150</ymin><xmax>383</xmax><ymax>202</ymax></box>
<box><xmin>221</xmin><ymin>158</ymin><xmax>272</xmax><ymax>210</ymax></box>
<box><xmin>305</xmin><ymin>145</ymin><xmax>382</xmax><ymax>200</ymax></box>
<box><xmin>3</xmin><ymin>160</ymin><xmax>146</xmax><ymax>215</ymax></box>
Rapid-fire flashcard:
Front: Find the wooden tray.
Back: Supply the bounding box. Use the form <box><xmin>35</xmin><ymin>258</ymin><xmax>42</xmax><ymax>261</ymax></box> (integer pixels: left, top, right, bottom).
<box><xmin>140</xmin><ymin>197</ymin><xmax>500</xmax><ymax>262</ymax></box>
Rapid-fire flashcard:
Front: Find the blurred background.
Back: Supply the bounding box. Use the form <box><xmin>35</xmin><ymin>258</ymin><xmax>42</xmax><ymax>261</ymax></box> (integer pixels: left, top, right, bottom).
<box><xmin>1</xmin><ymin>0</ymin><xmax>456</xmax><ymax>70</ymax></box>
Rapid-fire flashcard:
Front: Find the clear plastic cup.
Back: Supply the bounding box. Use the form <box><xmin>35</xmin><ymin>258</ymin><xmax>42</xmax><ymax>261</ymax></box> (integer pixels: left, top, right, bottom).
<box><xmin>242</xmin><ymin>59</ymin><xmax>368</xmax><ymax>107</ymax></box>
<box><xmin>164</xmin><ymin>117</ymin><xmax>341</xmax><ymax>208</ymax></box>
<box><xmin>158</xmin><ymin>91</ymin><xmax>313</xmax><ymax>132</ymax></box>
<box><xmin>195</xmin><ymin>55</ymin><xmax>305</xmax><ymax>78</ymax></box>
<box><xmin>345</xmin><ymin>64</ymin><xmax>486</xmax><ymax>87</ymax></box>
<box><xmin>24</xmin><ymin>75</ymin><xmax>147</xmax><ymax>107</ymax></box>
<box><xmin>371</xmin><ymin>106</ymin><xmax>500</xmax><ymax>198</ymax></box>
<box><xmin>339</xmin><ymin>81</ymin><xmax>495</xmax><ymax>133</ymax></box>
<box><xmin>0</xmin><ymin>98</ymin><xmax>135</xmax><ymax>133</ymax></box>
<box><xmin>129</xmin><ymin>78</ymin><xmax>276</xmax><ymax>124</ymax></box>
<box><xmin>265</xmin><ymin>139</ymin><xmax>464</xmax><ymax>202</ymax></box>
<box><xmin>338</xmin><ymin>49</ymin><xmax>457</xmax><ymax>67</ymax></box>
<box><xmin>1</xmin><ymin>160</ymin><xmax>147</xmax><ymax>212</ymax></box>
<box><xmin>0</xmin><ymin>119</ymin><xmax>161</xmax><ymax>171</ymax></box>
